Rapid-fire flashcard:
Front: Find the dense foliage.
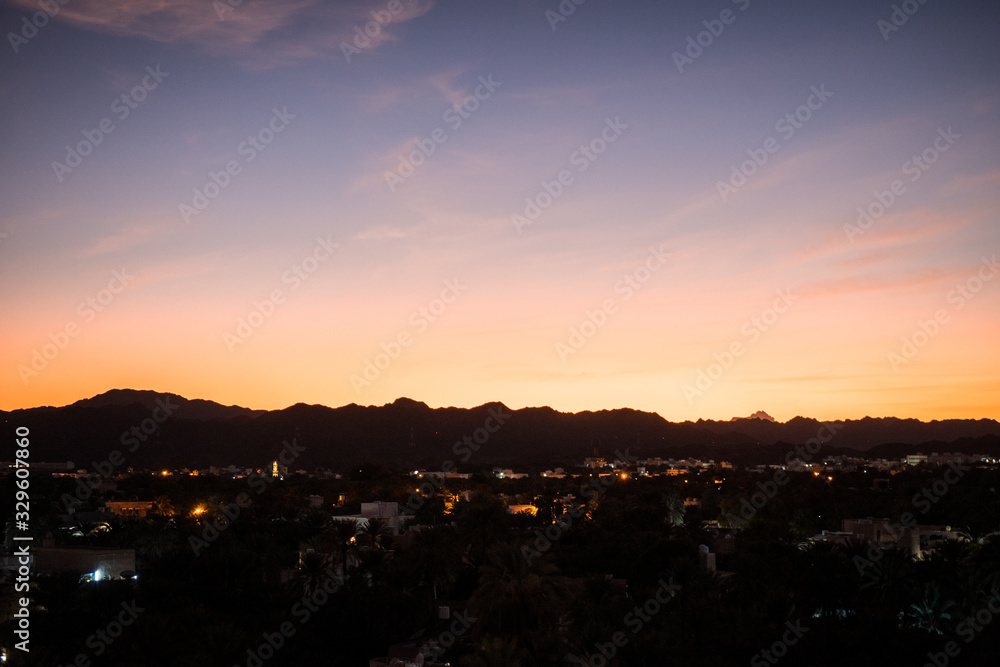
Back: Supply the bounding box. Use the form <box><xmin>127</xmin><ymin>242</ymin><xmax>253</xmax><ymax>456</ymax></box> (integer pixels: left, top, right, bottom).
<box><xmin>3</xmin><ymin>465</ymin><xmax>1000</xmax><ymax>666</ymax></box>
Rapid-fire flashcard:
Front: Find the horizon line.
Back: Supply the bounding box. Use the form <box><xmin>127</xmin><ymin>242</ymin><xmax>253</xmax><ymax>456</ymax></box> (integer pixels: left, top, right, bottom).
<box><xmin>3</xmin><ymin>387</ymin><xmax>998</xmax><ymax>424</ymax></box>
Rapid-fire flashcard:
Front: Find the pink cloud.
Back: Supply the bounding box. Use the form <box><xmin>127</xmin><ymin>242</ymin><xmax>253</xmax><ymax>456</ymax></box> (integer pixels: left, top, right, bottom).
<box><xmin>9</xmin><ymin>0</ymin><xmax>434</xmax><ymax>69</ymax></box>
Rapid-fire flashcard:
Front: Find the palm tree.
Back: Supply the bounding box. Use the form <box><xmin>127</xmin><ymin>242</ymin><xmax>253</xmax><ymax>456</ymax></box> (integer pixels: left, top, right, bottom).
<box><xmin>70</xmin><ymin>520</ymin><xmax>112</xmax><ymax>543</ymax></box>
<box><xmin>858</xmin><ymin>546</ymin><xmax>917</xmax><ymax>606</ymax></box>
<box><xmin>326</xmin><ymin>518</ymin><xmax>360</xmax><ymax>573</ymax></box>
<box><xmin>455</xmin><ymin>494</ymin><xmax>510</xmax><ymax>564</ymax></box>
<box><xmin>663</xmin><ymin>494</ymin><xmax>686</xmax><ymax>527</ymax></box>
<box><xmin>298</xmin><ymin>549</ymin><xmax>332</xmax><ymax>595</ymax></box>
<box><xmin>905</xmin><ymin>582</ymin><xmax>958</xmax><ymax>634</ymax></box>
<box><xmin>462</xmin><ymin>636</ymin><xmax>525</xmax><ymax>667</ymax></box>
<box><xmin>151</xmin><ymin>495</ymin><xmax>175</xmax><ymax>517</ymax></box>
<box><xmin>359</xmin><ymin>517</ymin><xmax>392</xmax><ymax>551</ymax></box>
<box><xmin>971</xmin><ymin>534</ymin><xmax>1000</xmax><ymax>591</ymax></box>
<box><xmin>797</xmin><ymin>541</ymin><xmax>857</xmax><ymax>618</ymax></box>
<box><xmin>406</xmin><ymin>525</ymin><xmax>462</xmax><ymax>600</ymax></box>
<box><xmin>468</xmin><ymin>542</ymin><xmax>570</xmax><ymax>660</ymax></box>
<box><xmin>135</xmin><ymin>524</ymin><xmax>179</xmax><ymax>563</ymax></box>
<box><xmin>443</xmin><ymin>489</ymin><xmax>462</xmax><ymax>515</ymax></box>
<box><xmin>565</xmin><ymin>575</ymin><xmax>635</xmax><ymax>662</ymax></box>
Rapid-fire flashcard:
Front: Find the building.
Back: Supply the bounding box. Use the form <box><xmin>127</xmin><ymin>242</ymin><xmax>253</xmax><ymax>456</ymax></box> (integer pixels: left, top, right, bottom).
<box><xmin>842</xmin><ymin>517</ymin><xmax>898</xmax><ymax>547</ymax></box>
<box><xmin>33</xmin><ymin>547</ymin><xmax>136</xmax><ymax>580</ymax></box>
<box><xmin>105</xmin><ymin>500</ymin><xmax>154</xmax><ymax>518</ymax></box>
<box><xmin>494</xmin><ymin>468</ymin><xmax>528</xmax><ymax>479</ymax></box>
<box><xmin>416</xmin><ymin>470</ymin><xmax>472</xmax><ymax>480</ymax></box>
<box><xmin>330</xmin><ymin>501</ymin><xmax>413</xmax><ymax>536</ymax></box>
<box><xmin>839</xmin><ymin>518</ymin><xmax>968</xmax><ymax>558</ymax></box>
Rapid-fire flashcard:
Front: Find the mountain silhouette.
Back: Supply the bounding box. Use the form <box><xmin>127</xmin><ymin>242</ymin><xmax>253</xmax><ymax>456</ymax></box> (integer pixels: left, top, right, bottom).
<box><xmin>3</xmin><ymin>389</ymin><xmax>998</xmax><ymax>470</ymax></box>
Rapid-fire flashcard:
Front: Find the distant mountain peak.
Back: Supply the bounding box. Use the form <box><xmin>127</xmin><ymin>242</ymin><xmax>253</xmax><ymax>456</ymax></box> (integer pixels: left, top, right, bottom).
<box><xmin>9</xmin><ymin>390</ymin><xmax>1000</xmax><ymax>468</ymax></box>
<box><xmin>72</xmin><ymin>388</ymin><xmax>186</xmax><ymax>411</ymax></box>
<box><xmin>388</xmin><ymin>397</ymin><xmax>430</xmax><ymax>409</ymax></box>
<box><xmin>71</xmin><ymin>388</ymin><xmax>262</xmax><ymax>421</ymax></box>
<box><xmin>732</xmin><ymin>410</ymin><xmax>777</xmax><ymax>422</ymax></box>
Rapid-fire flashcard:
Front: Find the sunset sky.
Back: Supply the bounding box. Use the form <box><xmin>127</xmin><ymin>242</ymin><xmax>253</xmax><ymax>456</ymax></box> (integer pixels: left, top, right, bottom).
<box><xmin>2</xmin><ymin>0</ymin><xmax>998</xmax><ymax>421</ymax></box>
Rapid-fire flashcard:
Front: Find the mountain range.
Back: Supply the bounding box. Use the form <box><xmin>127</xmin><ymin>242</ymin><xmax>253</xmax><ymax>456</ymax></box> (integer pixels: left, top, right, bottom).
<box><xmin>3</xmin><ymin>389</ymin><xmax>999</xmax><ymax>471</ymax></box>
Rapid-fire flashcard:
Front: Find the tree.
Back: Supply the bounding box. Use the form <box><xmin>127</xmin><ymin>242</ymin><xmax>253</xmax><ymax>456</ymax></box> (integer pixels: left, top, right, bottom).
<box><xmin>151</xmin><ymin>495</ymin><xmax>175</xmax><ymax>517</ymax></box>
<box><xmin>359</xmin><ymin>517</ymin><xmax>392</xmax><ymax>551</ymax></box>
<box><xmin>405</xmin><ymin>525</ymin><xmax>462</xmax><ymax>601</ymax></box>
<box><xmin>326</xmin><ymin>518</ymin><xmax>360</xmax><ymax>573</ymax></box>
<box><xmin>462</xmin><ymin>636</ymin><xmax>525</xmax><ymax>667</ymax></box>
<box><xmin>298</xmin><ymin>549</ymin><xmax>332</xmax><ymax>596</ymax></box>
<box><xmin>663</xmin><ymin>493</ymin><xmax>686</xmax><ymax>527</ymax></box>
<box><xmin>905</xmin><ymin>582</ymin><xmax>957</xmax><ymax>634</ymax></box>
<box><xmin>468</xmin><ymin>542</ymin><xmax>570</xmax><ymax>660</ymax></box>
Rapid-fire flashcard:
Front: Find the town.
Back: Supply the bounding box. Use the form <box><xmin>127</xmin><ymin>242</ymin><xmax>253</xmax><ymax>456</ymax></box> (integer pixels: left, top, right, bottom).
<box><xmin>3</xmin><ymin>447</ymin><xmax>999</xmax><ymax>665</ymax></box>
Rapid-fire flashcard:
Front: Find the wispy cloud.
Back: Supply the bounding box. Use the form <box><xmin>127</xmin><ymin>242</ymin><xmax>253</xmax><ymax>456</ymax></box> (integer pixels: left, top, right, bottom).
<box><xmin>354</xmin><ymin>225</ymin><xmax>411</xmax><ymax>241</ymax></box>
<box><xmin>803</xmin><ymin>266</ymin><xmax>961</xmax><ymax>300</ymax></box>
<box><xmin>126</xmin><ymin>248</ymin><xmax>237</xmax><ymax>291</ymax></box>
<box><xmin>426</xmin><ymin>67</ymin><xmax>471</xmax><ymax>108</ymax></box>
<box><xmin>941</xmin><ymin>168</ymin><xmax>1000</xmax><ymax>196</ymax></box>
<box><xmin>10</xmin><ymin>0</ymin><xmax>434</xmax><ymax>69</ymax></box>
<box><xmin>75</xmin><ymin>224</ymin><xmax>174</xmax><ymax>259</ymax></box>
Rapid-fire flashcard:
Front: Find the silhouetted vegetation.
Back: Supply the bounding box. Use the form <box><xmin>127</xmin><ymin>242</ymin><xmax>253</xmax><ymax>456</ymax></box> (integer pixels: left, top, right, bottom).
<box><xmin>3</xmin><ymin>465</ymin><xmax>1000</xmax><ymax>665</ymax></box>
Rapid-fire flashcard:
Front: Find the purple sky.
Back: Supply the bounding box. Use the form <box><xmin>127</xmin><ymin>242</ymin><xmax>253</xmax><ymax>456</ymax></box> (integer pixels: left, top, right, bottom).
<box><xmin>2</xmin><ymin>0</ymin><xmax>999</xmax><ymax>420</ymax></box>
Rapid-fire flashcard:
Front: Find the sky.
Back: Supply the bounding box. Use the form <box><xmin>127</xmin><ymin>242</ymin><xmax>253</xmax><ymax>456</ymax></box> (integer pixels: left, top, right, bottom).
<box><xmin>1</xmin><ymin>0</ymin><xmax>998</xmax><ymax>421</ymax></box>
